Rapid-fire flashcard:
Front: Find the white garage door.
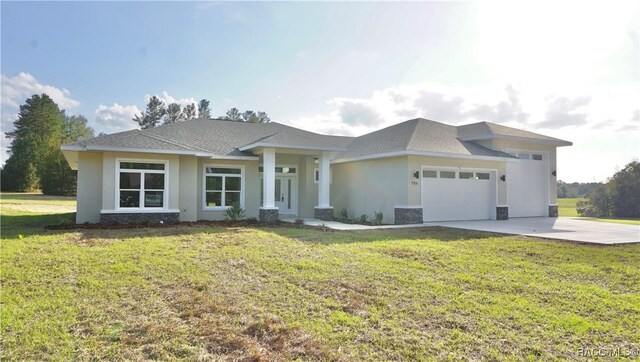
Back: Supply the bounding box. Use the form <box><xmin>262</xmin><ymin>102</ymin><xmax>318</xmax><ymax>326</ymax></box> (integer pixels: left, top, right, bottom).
<box><xmin>421</xmin><ymin>168</ymin><xmax>495</xmax><ymax>222</ymax></box>
<box><xmin>507</xmin><ymin>152</ymin><xmax>548</xmax><ymax>217</ymax></box>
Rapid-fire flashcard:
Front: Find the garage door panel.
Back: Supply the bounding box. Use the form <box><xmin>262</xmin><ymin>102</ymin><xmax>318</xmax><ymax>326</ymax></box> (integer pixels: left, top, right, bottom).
<box><xmin>422</xmin><ymin>169</ymin><xmax>495</xmax><ymax>222</ymax></box>
<box><xmin>507</xmin><ymin>153</ymin><xmax>547</xmax><ymax>217</ymax></box>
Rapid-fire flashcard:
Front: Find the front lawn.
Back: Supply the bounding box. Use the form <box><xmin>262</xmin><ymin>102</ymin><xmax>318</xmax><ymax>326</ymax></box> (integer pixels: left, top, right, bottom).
<box><xmin>2</xmin><ymin>196</ymin><xmax>639</xmax><ymax>360</ymax></box>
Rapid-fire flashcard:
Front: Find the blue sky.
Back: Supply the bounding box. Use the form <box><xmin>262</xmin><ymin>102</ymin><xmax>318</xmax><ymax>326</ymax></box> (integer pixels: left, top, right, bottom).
<box><xmin>1</xmin><ymin>1</ymin><xmax>639</xmax><ymax>182</ymax></box>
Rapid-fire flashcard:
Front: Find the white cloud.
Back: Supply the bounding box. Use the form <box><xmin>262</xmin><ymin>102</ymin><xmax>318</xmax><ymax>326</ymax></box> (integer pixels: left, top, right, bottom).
<box><xmin>283</xmin><ymin>81</ymin><xmax>639</xmax><ymax>182</ymax></box>
<box><xmin>93</xmin><ymin>103</ymin><xmax>140</xmax><ymax>134</ymax></box>
<box><xmin>1</xmin><ymin>72</ymin><xmax>80</xmax><ymax>109</ymax></box>
<box><xmin>150</xmin><ymin>91</ymin><xmax>197</xmax><ymax>108</ymax></box>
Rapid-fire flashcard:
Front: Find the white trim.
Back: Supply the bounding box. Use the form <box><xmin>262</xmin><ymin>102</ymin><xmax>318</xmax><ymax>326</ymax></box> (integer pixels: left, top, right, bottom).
<box><xmin>101</xmin><ymin>209</ymin><xmax>180</xmax><ymax>214</ymax></box>
<box><xmin>314</xmin><ymin>206</ymin><xmax>334</xmax><ymax>209</ymax></box>
<box><xmin>549</xmin><ymin>204</ymin><xmax>558</xmax><ymax>206</ymax></box>
<box><xmin>394</xmin><ymin>205</ymin><xmax>423</xmax><ymax>209</ymax></box>
<box><xmin>259</xmin><ymin>207</ymin><xmax>280</xmax><ymax>210</ymax></box>
<box><xmin>239</xmin><ymin>142</ymin><xmax>345</xmax><ymax>152</ymax></box>
<box><xmin>497</xmin><ymin>204</ymin><xmax>509</xmax><ymax>207</ymax></box>
<box><xmin>460</xmin><ymin>134</ymin><xmax>572</xmax><ymax>146</ymax></box>
<box><xmin>115</xmin><ymin>158</ymin><xmax>169</xmax><ymax>211</ymax></box>
<box><xmin>202</xmin><ymin>164</ymin><xmax>246</xmax><ymax>211</ymax></box>
<box><xmin>61</xmin><ymin>144</ymin><xmax>259</xmax><ymax>160</ymax></box>
<box><xmin>331</xmin><ymin>150</ymin><xmax>515</xmax><ymax>164</ymax></box>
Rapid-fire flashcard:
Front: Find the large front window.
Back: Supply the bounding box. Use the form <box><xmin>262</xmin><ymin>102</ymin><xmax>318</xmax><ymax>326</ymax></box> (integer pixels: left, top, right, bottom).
<box><xmin>118</xmin><ymin>161</ymin><xmax>167</xmax><ymax>209</ymax></box>
<box><xmin>204</xmin><ymin>166</ymin><xmax>243</xmax><ymax>209</ymax></box>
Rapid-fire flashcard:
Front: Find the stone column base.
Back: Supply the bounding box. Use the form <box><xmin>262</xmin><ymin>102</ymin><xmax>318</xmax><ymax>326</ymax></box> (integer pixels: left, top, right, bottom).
<box><xmin>549</xmin><ymin>205</ymin><xmax>558</xmax><ymax>217</ymax></box>
<box><xmin>496</xmin><ymin>206</ymin><xmax>509</xmax><ymax>220</ymax></box>
<box><xmin>314</xmin><ymin>207</ymin><xmax>334</xmax><ymax>221</ymax></box>
<box><xmin>100</xmin><ymin>212</ymin><xmax>179</xmax><ymax>224</ymax></box>
<box><xmin>394</xmin><ymin>207</ymin><xmax>423</xmax><ymax>224</ymax></box>
<box><xmin>259</xmin><ymin>208</ymin><xmax>279</xmax><ymax>223</ymax></box>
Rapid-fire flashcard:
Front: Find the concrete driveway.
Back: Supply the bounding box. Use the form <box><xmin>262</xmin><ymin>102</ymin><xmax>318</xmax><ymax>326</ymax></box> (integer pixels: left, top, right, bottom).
<box><xmin>425</xmin><ymin>217</ymin><xmax>640</xmax><ymax>245</ymax></box>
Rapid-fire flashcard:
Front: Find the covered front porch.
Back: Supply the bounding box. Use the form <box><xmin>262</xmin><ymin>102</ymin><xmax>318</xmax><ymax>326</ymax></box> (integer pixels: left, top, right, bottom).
<box><xmin>240</xmin><ymin>142</ymin><xmax>344</xmax><ymax>222</ymax></box>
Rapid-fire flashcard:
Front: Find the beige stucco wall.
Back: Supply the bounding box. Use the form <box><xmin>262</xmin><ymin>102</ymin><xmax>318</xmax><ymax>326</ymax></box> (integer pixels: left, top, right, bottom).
<box><xmin>406</xmin><ymin>155</ymin><xmax>507</xmax><ymax>206</ymax></box>
<box><xmin>101</xmin><ymin>152</ymin><xmax>181</xmax><ymax>212</ymax></box>
<box><xmin>178</xmin><ymin>156</ymin><xmax>198</xmax><ymax>221</ymax></box>
<box><xmin>490</xmin><ymin>139</ymin><xmax>558</xmax><ymax>205</ymax></box>
<box><xmin>331</xmin><ymin>157</ymin><xmax>408</xmax><ymax>224</ymax></box>
<box><xmin>76</xmin><ymin>152</ymin><xmax>103</xmax><ymax>223</ymax></box>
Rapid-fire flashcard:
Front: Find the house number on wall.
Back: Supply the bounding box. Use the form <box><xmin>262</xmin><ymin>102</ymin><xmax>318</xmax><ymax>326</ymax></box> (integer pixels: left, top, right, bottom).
<box><xmin>411</xmin><ymin>181</ymin><xmax>419</xmax><ymax>186</ymax></box>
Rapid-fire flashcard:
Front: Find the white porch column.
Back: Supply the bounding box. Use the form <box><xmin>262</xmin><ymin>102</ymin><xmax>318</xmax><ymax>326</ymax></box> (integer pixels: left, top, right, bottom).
<box><xmin>317</xmin><ymin>151</ymin><xmax>331</xmax><ymax>208</ymax></box>
<box><xmin>262</xmin><ymin>147</ymin><xmax>276</xmax><ymax>208</ymax></box>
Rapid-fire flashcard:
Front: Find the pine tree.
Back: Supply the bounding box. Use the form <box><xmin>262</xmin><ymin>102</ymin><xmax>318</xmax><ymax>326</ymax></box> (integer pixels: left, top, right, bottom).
<box><xmin>164</xmin><ymin>103</ymin><xmax>184</xmax><ymax>124</ymax></box>
<box><xmin>224</xmin><ymin>107</ymin><xmax>242</xmax><ymax>121</ymax></box>
<box><xmin>2</xmin><ymin>94</ymin><xmax>65</xmax><ymax>191</ymax></box>
<box><xmin>133</xmin><ymin>96</ymin><xmax>166</xmax><ymax>129</ymax></box>
<box><xmin>198</xmin><ymin>99</ymin><xmax>211</xmax><ymax>119</ymax></box>
<box><xmin>183</xmin><ymin>103</ymin><xmax>197</xmax><ymax>119</ymax></box>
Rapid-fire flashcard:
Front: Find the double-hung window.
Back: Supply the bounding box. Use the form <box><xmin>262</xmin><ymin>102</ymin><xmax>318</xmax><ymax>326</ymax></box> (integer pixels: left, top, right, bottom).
<box><xmin>118</xmin><ymin>161</ymin><xmax>167</xmax><ymax>209</ymax></box>
<box><xmin>204</xmin><ymin>166</ymin><xmax>244</xmax><ymax>209</ymax></box>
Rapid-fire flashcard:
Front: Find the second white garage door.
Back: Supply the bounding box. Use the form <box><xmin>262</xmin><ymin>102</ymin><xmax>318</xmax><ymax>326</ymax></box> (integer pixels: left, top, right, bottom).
<box><xmin>507</xmin><ymin>152</ymin><xmax>548</xmax><ymax>217</ymax></box>
<box><xmin>421</xmin><ymin>168</ymin><xmax>496</xmax><ymax>222</ymax></box>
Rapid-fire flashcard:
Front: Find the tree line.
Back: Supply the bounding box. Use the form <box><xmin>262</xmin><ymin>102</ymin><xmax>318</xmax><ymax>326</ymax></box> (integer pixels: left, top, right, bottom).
<box><xmin>134</xmin><ymin>97</ymin><xmax>271</xmax><ymax>129</ymax></box>
<box><xmin>577</xmin><ymin>161</ymin><xmax>640</xmax><ymax>218</ymax></box>
<box><xmin>1</xmin><ymin>94</ymin><xmax>94</xmax><ymax>195</ymax></box>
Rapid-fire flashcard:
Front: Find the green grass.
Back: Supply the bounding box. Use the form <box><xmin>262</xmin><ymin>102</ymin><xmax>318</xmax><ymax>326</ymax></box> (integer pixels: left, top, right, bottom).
<box><xmin>2</xmin><ymin>195</ymin><xmax>640</xmax><ymax>360</ymax></box>
<box><xmin>558</xmin><ymin>198</ymin><xmax>584</xmax><ymax>217</ymax></box>
<box><xmin>0</xmin><ymin>192</ymin><xmax>76</xmax><ymax>206</ymax></box>
<box><xmin>558</xmin><ymin>197</ymin><xmax>640</xmax><ymax>225</ymax></box>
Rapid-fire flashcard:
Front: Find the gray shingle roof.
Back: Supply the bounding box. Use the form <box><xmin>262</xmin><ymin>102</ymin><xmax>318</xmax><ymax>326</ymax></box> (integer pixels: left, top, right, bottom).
<box><xmin>64</xmin><ymin>117</ymin><xmax>570</xmax><ymax>160</ymax></box>
<box><xmin>334</xmin><ymin>118</ymin><xmax>515</xmax><ymax>160</ymax></box>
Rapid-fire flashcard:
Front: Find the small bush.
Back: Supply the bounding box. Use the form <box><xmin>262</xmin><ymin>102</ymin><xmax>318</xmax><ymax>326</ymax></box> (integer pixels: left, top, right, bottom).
<box><xmin>373</xmin><ymin>211</ymin><xmax>383</xmax><ymax>225</ymax></box>
<box><xmin>294</xmin><ymin>218</ymin><xmax>305</xmax><ymax>228</ymax></box>
<box><xmin>225</xmin><ymin>202</ymin><xmax>246</xmax><ymax>221</ymax></box>
<box><xmin>339</xmin><ymin>208</ymin><xmax>349</xmax><ymax>220</ymax></box>
<box><xmin>359</xmin><ymin>214</ymin><xmax>368</xmax><ymax>224</ymax></box>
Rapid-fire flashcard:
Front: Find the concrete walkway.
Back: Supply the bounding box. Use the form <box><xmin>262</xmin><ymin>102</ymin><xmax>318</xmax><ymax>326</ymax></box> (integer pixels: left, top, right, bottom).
<box><xmin>280</xmin><ymin>217</ymin><xmax>422</xmax><ymax>230</ymax></box>
<box><xmin>282</xmin><ymin>216</ymin><xmax>639</xmax><ymax>245</ymax></box>
<box><xmin>425</xmin><ymin>217</ymin><xmax>640</xmax><ymax>245</ymax></box>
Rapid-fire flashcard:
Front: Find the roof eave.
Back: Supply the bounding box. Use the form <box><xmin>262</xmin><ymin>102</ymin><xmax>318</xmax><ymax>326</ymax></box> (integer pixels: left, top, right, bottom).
<box><xmin>331</xmin><ymin>150</ymin><xmax>516</xmax><ymax>164</ymax></box>
<box><xmin>239</xmin><ymin>142</ymin><xmax>346</xmax><ymax>152</ymax></box>
<box><xmin>60</xmin><ymin>144</ymin><xmax>259</xmax><ymax>160</ymax></box>
<box><xmin>461</xmin><ymin>135</ymin><xmax>572</xmax><ymax>147</ymax></box>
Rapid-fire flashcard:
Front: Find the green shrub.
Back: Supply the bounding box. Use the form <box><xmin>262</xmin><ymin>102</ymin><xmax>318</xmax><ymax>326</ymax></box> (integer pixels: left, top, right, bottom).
<box><xmin>373</xmin><ymin>211</ymin><xmax>383</xmax><ymax>225</ymax></box>
<box><xmin>359</xmin><ymin>214</ymin><xmax>368</xmax><ymax>224</ymax></box>
<box><xmin>294</xmin><ymin>218</ymin><xmax>305</xmax><ymax>228</ymax></box>
<box><xmin>224</xmin><ymin>202</ymin><xmax>246</xmax><ymax>221</ymax></box>
<box><xmin>339</xmin><ymin>208</ymin><xmax>349</xmax><ymax>220</ymax></box>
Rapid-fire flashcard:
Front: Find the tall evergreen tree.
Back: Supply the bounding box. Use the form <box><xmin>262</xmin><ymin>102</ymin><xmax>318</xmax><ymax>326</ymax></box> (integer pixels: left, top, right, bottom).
<box><xmin>183</xmin><ymin>103</ymin><xmax>197</xmax><ymax>119</ymax></box>
<box><xmin>164</xmin><ymin>103</ymin><xmax>184</xmax><ymax>124</ymax></box>
<box><xmin>198</xmin><ymin>99</ymin><xmax>211</xmax><ymax>119</ymax></box>
<box><xmin>133</xmin><ymin>96</ymin><xmax>165</xmax><ymax>129</ymax></box>
<box><xmin>224</xmin><ymin>107</ymin><xmax>242</xmax><ymax>121</ymax></box>
<box><xmin>2</xmin><ymin>94</ymin><xmax>65</xmax><ymax>191</ymax></box>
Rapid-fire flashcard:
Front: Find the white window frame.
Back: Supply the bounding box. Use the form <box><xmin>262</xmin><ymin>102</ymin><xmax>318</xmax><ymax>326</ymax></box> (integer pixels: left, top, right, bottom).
<box><xmin>115</xmin><ymin>158</ymin><xmax>169</xmax><ymax>211</ymax></box>
<box><xmin>202</xmin><ymin>164</ymin><xmax>245</xmax><ymax>211</ymax></box>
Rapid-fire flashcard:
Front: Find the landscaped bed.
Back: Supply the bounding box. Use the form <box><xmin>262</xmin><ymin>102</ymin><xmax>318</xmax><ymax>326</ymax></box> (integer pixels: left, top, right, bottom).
<box><xmin>2</xmin><ymin>195</ymin><xmax>639</xmax><ymax>360</ymax></box>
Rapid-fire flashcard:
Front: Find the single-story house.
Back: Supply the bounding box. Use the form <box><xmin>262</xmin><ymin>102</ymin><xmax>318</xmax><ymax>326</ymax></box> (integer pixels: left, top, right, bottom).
<box><xmin>61</xmin><ymin>118</ymin><xmax>572</xmax><ymax>224</ymax></box>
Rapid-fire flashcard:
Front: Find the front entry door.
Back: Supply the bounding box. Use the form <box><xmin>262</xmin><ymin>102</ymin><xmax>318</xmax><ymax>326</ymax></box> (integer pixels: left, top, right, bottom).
<box><xmin>274</xmin><ymin>177</ymin><xmax>296</xmax><ymax>215</ymax></box>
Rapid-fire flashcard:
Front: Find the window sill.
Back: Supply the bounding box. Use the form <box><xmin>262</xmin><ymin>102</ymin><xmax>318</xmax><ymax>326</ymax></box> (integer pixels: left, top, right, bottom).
<box><xmin>101</xmin><ymin>209</ymin><xmax>180</xmax><ymax>214</ymax></box>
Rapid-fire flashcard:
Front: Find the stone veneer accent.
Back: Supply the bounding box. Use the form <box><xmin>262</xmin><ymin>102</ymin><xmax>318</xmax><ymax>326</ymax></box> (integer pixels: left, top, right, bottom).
<box><xmin>496</xmin><ymin>206</ymin><xmax>509</xmax><ymax>220</ymax></box>
<box><xmin>314</xmin><ymin>207</ymin><xmax>334</xmax><ymax>221</ymax></box>
<box><xmin>548</xmin><ymin>205</ymin><xmax>558</xmax><ymax>217</ymax></box>
<box><xmin>259</xmin><ymin>208</ymin><xmax>279</xmax><ymax>223</ymax></box>
<box><xmin>100</xmin><ymin>212</ymin><xmax>179</xmax><ymax>224</ymax></box>
<box><xmin>394</xmin><ymin>207</ymin><xmax>423</xmax><ymax>225</ymax></box>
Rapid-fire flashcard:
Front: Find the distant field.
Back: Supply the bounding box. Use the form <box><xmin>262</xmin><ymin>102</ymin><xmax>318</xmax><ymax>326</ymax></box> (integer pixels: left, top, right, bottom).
<box><xmin>0</xmin><ymin>192</ymin><xmax>76</xmax><ymax>214</ymax></box>
<box><xmin>558</xmin><ymin>198</ymin><xmax>585</xmax><ymax>217</ymax></box>
<box><xmin>558</xmin><ymin>197</ymin><xmax>640</xmax><ymax>225</ymax></box>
